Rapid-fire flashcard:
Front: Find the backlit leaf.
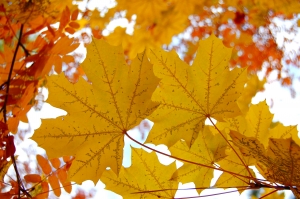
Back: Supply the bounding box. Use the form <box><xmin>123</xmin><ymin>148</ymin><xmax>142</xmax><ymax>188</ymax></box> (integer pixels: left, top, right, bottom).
<box><xmin>215</xmin><ymin>146</ymin><xmax>256</xmax><ymax>193</ymax></box>
<box><xmin>50</xmin><ymin>158</ymin><xmax>60</xmax><ymax>169</ymax></box>
<box><xmin>147</xmin><ymin>34</ymin><xmax>247</xmax><ymax>147</ymax></box>
<box><xmin>170</xmin><ymin>126</ymin><xmax>228</xmax><ymax>194</ymax></box>
<box><xmin>48</xmin><ymin>175</ymin><xmax>60</xmax><ymax>197</ymax></box>
<box><xmin>230</xmin><ymin>131</ymin><xmax>300</xmax><ymax>189</ymax></box>
<box><xmin>33</xmin><ymin>39</ymin><xmax>159</xmax><ymax>183</ymax></box>
<box><xmin>24</xmin><ymin>174</ymin><xmax>41</xmax><ymax>183</ymax></box>
<box><xmin>36</xmin><ymin>155</ymin><xmax>51</xmax><ymax>175</ymax></box>
<box><xmin>101</xmin><ymin>148</ymin><xmax>178</xmax><ymax>199</ymax></box>
<box><xmin>219</xmin><ymin>101</ymin><xmax>298</xmax><ymax>148</ymax></box>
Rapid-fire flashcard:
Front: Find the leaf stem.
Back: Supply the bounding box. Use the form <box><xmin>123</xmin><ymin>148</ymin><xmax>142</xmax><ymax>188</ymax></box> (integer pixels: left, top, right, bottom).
<box><xmin>132</xmin><ymin>185</ymin><xmax>252</xmax><ymax>194</ymax></box>
<box><xmin>125</xmin><ymin>132</ymin><xmax>251</xmax><ymax>180</ymax></box>
<box><xmin>173</xmin><ymin>187</ymin><xmax>249</xmax><ymax>199</ymax></box>
<box><xmin>259</xmin><ymin>189</ymin><xmax>277</xmax><ymax>199</ymax></box>
<box><xmin>208</xmin><ymin>117</ymin><xmax>254</xmax><ymax>180</ymax></box>
<box><xmin>1</xmin><ymin>24</ymin><xmax>24</xmax><ymax>121</ymax></box>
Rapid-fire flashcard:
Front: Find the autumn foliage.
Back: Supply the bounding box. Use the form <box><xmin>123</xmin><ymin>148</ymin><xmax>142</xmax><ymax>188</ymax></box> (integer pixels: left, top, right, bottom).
<box><xmin>0</xmin><ymin>0</ymin><xmax>300</xmax><ymax>198</ymax></box>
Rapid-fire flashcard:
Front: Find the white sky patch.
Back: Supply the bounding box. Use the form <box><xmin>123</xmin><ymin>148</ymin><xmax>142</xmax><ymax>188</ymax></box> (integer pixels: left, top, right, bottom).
<box><xmin>74</xmin><ymin>0</ymin><xmax>117</xmax><ymax>15</ymax></box>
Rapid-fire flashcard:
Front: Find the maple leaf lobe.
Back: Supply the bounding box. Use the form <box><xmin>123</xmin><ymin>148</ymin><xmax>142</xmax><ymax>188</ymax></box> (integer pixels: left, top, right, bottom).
<box><xmin>33</xmin><ymin>39</ymin><xmax>159</xmax><ymax>183</ymax></box>
<box><xmin>147</xmin><ymin>34</ymin><xmax>246</xmax><ymax>148</ymax></box>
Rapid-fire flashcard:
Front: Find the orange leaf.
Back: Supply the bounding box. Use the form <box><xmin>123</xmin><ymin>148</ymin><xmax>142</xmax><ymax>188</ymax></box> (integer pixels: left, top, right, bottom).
<box><xmin>59</xmin><ymin>6</ymin><xmax>71</xmax><ymax>31</ymax></box>
<box><xmin>51</xmin><ymin>36</ymin><xmax>79</xmax><ymax>55</ymax></box>
<box><xmin>53</xmin><ymin>56</ymin><xmax>63</xmax><ymax>73</ymax></box>
<box><xmin>65</xmin><ymin>27</ymin><xmax>75</xmax><ymax>34</ymax></box>
<box><xmin>282</xmin><ymin>77</ymin><xmax>291</xmax><ymax>86</ymax></box>
<box><xmin>0</xmin><ymin>192</ymin><xmax>14</xmax><ymax>199</ymax></box>
<box><xmin>69</xmin><ymin>22</ymin><xmax>80</xmax><ymax>29</ymax></box>
<box><xmin>63</xmin><ymin>156</ymin><xmax>72</xmax><ymax>163</ymax></box>
<box><xmin>63</xmin><ymin>156</ymin><xmax>74</xmax><ymax>170</ymax></box>
<box><xmin>24</xmin><ymin>174</ymin><xmax>41</xmax><ymax>183</ymax></box>
<box><xmin>34</xmin><ymin>182</ymin><xmax>49</xmax><ymax>199</ymax></box>
<box><xmin>17</xmin><ymin>82</ymin><xmax>36</xmax><ymax>108</ymax></box>
<box><xmin>36</xmin><ymin>155</ymin><xmax>52</xmax><ymax>175</ymax></box>
<box><xmin>62</xmin><ymin>181</ymin><xmax>72</xmax><ymax>193</ymax></box>
<box><xmin>62</xmin><ymin>55</ymin><xmax>74</xmax><ymax>63</ymax></box>
<box><xmin>25</xmin><ymin>54</ymin><xmax>40</xmax><ymax>62</ymax></box>
<box><xmin>71</xmin><ymin>9</ymin><xmax>79</xmax><ymax>21</ymax></box>
<box><xmin>48</xmin><ymin>175</ymin><xmax>61</xmax><ymax>197</ymax></box>
<box><xmin>57</xmin><ymin>169</ymin><xmax>67</xmax><ymax>182</ymax></box>
<box><xmin>46</xmin><ymin>24</ymin><xmax>56</xmax><ymax>37</ymax></box>
<box><xmin>7</xmin><ymin>117</ymin><xmax>19</xmax><ymax>134</ymax></box>
<box><xmin>50</xmin><ymin>158</ymin><xmax>60</xmax><ymax>169</ymax></box>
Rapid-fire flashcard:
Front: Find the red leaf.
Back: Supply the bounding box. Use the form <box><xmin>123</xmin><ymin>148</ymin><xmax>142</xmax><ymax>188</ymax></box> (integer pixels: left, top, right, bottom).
<box><xmin>71</xmin><ymin>9</ymin><xmax>79</xmax><ymax>21</ymax></box>
<box><xmin>5</xmin><ymin>135</ymin><xmax>15</xmax><ymax>158</ymax></box>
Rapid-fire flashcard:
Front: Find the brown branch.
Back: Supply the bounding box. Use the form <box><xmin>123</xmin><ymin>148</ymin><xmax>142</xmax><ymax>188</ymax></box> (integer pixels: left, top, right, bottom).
<box><xmin>0</xmin><ymin>23</ymin><xmax>31</xmax><ymax>199</ymax></box>
<box><xmin>0</xmin><ymin>24</ymin><xmax>24</xmax><ymax>120</ymax></box>
<box><xmin>174</xmin><ymin>188</ymin><xmax>249</xmax><ymax>199</ymax></box>
<box><xmin>208</xmin><ymin>117</ymin><xmax>255</xmax><ymax>180</ymax></box>
<box><xmin>125</xmin><ymin>132</ymin><xmax>252</xmax><ymax>180</ymax></box>
<box><xmin>259</xmin><ymin>189</ymin><xmax>278</xmax><ymax>199</ymax></box>
<box><xmin>132</xmin><ymin>185</ymin><xmax>252</xmax><ymax>194</ymax></box>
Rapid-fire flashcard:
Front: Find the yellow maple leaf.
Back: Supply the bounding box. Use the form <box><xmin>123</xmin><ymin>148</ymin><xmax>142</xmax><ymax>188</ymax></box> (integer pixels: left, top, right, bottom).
<box><xmin>32</xmin><ymin>39</ymin><xmax>159</xmax><ymax>183</ymax></box>
<box><xmin>230</xmin><ymin>131</ymin><xmax>300</xmax><ymax>195</ymax></box>
<box><xmin>117</xmin><ymin>0</ymin><xmax>169</xmax><ymax>23</ymax></box>
<box><xmin>146</xmin><ymin>34</ymin><xmax>247</xmax><ymax>147</ymax></box>
<box><xmin>101</xmin><ymin>148</ymin><xmax>178</xmax><ymax>199</ymax></box>
<box><xmin>237</xmin><ymin>75</ymin><xmax>266</xmax><ymax>114</ymax></box>
<box><xmin>169</xmin><ymin>126</ymin><xmax>227</xmax><ymax>194</ymax></box>
<box><xmin>219</xmin><ymin>100</ymin><xmax>298</xmax><ymax>148</ymax></box>
<box><xmin>105</xmin><ymin>27</ymin><xmax>131</xmax><ymax>50</ymax></box>
<box><xmin>152</xmin><ymin>10</ymin><xmax>188</xmax><ymax>45</ymax></box>
<box><xmin>215</xmin><ymin>101</ymin><xmax>299</xmax><ymax>196</ymax></box>
<box><xmin>214</xmin><ymin>146</ymin><xmax>256</xmax><ymax>193</ymax></box>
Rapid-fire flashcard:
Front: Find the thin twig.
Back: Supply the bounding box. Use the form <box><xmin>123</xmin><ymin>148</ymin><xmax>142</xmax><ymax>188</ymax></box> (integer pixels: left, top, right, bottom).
<box><xmin>208</xmin><ymin>117</ymin><xmax>255</xmax><ymax>180</ymax></box>
<box><xmin>1</xmin><ymin>24</ymin><xmax>24</xmax><ymax>120</ymax></box>
<box><xmin>1</xmin><ymin>23</ymin><xmax>30</xmax><ymax>199</ymax></box>
<box><xmin>259</xmin><ymin>189</ymin><xmax>278</xmax><ymax>199</ymax></box>
<box><xmin>125</xmin><ymin>132</ymin><xmax>251</xmax><ymax>180</ymax></box>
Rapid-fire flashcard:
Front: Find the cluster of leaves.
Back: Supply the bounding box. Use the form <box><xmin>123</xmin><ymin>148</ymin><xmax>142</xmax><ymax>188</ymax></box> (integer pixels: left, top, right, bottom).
<box><xmin>174</xmin><ymin>0</ymin><xmax>300</xmax><ymax>87</ymax></box>
<box><xmin>34</xmin><ymin>35</ymin><xmax>300</xmax><ymax>198</ymax></box>
<box><xmin>17</xmin><ymin>155</ymin><xmax>73</xmax><ymax>199</ymax></box>
<box><xmin>0</xmin><ymin>0</ymin><xmax>82</xmax><ymax>197</ymax></box>
<box><xmin>0</xmin><ymin>0</ymin><xmax>299</xmax><ymax>198</ymax></box>
<box><xmin>81</xmin><ymin>0</ymin><xmax>300</xmax><ymax>86</ymax></box>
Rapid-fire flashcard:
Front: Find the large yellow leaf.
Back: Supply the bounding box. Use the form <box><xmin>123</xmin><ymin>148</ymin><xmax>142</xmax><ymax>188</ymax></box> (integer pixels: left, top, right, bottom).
<box><xmin>32</xmin><ymin>39</ymin><xmax>159</xmax><ymax>183</ymax></box>
<box><xmin>101</xmin><ymin>148</ymin><xmax>178</xmax><ymax>199</ymax></box>
<box><xmin>147</xmin><ymin>34</ymin><xmax>247</xmax><ymax>147</ymax></box>
<box><xmin>169</xmin><ymin>126</ymin><xmax>227</xmax><ymax>194</ymax></box>
<box><xmin>215</xmin><ymin>101</ymin><xmax>299</xmax><ymax>195</ymax></box>
<box><xmin>230</xmin><ymin>131</ymin><xmax>300</xmax><ymax>192</ymax></box>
